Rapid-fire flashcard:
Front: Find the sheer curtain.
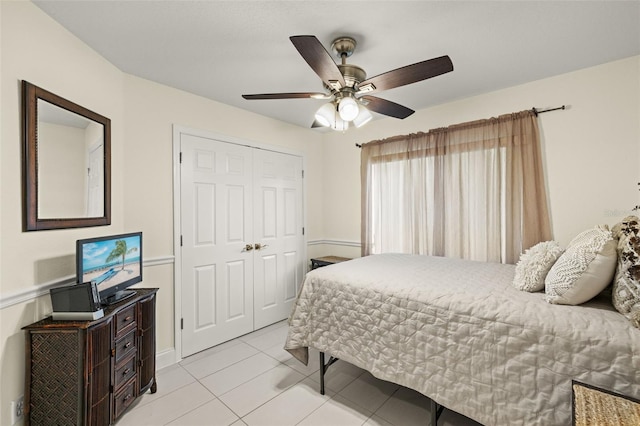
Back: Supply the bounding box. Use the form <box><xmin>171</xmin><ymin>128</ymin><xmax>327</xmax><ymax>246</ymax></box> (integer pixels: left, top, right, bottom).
<box><xmin>361</xmin><ymin>110</ymin><xmax>551</xmax><ymax>264</ymax></box>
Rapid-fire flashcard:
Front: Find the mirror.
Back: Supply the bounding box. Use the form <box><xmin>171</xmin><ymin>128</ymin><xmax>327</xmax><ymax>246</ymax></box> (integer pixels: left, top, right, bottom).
<box><xmin>22</xmin><ymin>81</ymin><xmax>111</xmax><ymax>231</ymax></box>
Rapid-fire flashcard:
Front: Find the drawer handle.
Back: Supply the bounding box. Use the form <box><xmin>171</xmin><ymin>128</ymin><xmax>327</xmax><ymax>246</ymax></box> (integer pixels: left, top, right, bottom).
<box><xmin>124</xmin><ymin>342</ymin><xmax>132</xmax><ymax>349</ymax></box>
<box><xmin>124</xmin><ymin>316</ymin><xmax>132</xmax><ymax>322</ymax></box>
<box><xmin>123</xmin><ymin>368</ymin><xmax>131</xmax><ymax>375</ymax></box>
<box><xmin>123</xmin><ymin>394</ymin><xmax>132</xmax><ymax>402</ymax></box>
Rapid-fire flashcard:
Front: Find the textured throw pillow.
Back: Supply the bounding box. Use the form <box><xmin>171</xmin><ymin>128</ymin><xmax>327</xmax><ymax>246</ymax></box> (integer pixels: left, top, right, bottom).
<box><xmin>513</xmin><ymin>241</ymin><xmax>564</xmax><ymax>292</ymax></box>
<box><xmin>611</xmin><ymin>216</ymin><xmax>640</xmax><ymax>328</ymax></box>
<box><xmin>545</xmin><ymin>225</ymin><xmax>617</xmax><ymax>305</ymax></box>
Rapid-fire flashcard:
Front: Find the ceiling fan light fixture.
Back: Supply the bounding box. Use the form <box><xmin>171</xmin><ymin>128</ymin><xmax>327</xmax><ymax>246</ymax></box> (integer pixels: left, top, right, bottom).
<box><xmin>353</xmin><ymin>106</ymin><xmax>373</xmax><ymax>128</ymax></box>
<box><xmin>338</xmin><ymin>96</ymin><xmax>359</xmax><ymax>121</ymax></box>
<box><xmin>314</xmin><ymin>103</ymin><xmax>336</xmax><ymax>127</ymax></box>
<box><xmin>330</xmin><ymin>116</ymin><xmax>349</xmax><ymax>132</ymax></box>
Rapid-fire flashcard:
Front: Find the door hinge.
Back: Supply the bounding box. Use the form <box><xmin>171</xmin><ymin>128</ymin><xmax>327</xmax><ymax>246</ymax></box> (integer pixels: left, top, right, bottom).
<box><xmin>179</xmin><ymin>152</ymin><xmax>183</xmax><ymax>163</ymax></box>
<box><xmin>302</xmin><ymin>227</ymin><xmax>305</xmax><ymax>235</ymax></box>
<box><xmin>180</xmin><ymin>235</ymin><xmax>183</xmax><ymax>246</ymax></box>
<box><xmin>302</xmin><ymin>170</ymin><xmax>304</xmax><ymax>178</ymax></box>
<box><xmin>181</xmin><ymin>318</ymin><xmax>184</xmax><ymax>330</ymax></box>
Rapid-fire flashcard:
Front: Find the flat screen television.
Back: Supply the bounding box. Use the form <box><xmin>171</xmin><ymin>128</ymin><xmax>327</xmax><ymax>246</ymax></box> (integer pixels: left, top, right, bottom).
<box><xmin>76</xmin><ymin>232</ymin><xmax>142</xmax><ymax>305</ymax></box>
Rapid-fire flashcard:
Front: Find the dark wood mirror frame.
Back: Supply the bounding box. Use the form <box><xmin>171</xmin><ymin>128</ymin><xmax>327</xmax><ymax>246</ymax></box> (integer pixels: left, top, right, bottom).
<box><xmin>22</xmin><ymin>80</ymin><xmax>111</xmax><ymax>231</ymax></box>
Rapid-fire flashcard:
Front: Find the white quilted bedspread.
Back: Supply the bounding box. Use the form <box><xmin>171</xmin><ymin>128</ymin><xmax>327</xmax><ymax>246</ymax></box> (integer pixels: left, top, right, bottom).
<box><xmin>285</xmin><ymin>254</ymin><xmax>640</xmax><ymax>426</ymax></box>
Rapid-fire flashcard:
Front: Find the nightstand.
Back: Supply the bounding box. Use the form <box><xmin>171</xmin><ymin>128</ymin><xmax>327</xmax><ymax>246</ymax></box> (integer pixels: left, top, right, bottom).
<box><xmin>572</xmin><ymin>381</ymin><xmax>640</xmax><ymax>426</ymax></box>
<box><xmin>310</xmin><ymin>256</ymin><xmax>351</xmax><ymax>270</ymax></box>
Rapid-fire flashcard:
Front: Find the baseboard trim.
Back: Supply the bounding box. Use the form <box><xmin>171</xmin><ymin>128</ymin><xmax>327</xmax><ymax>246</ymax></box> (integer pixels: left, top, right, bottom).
<box><xmin>156</xmin><ymin>347</ymin><xmax>177</xmax><ymax>370</ymax></box>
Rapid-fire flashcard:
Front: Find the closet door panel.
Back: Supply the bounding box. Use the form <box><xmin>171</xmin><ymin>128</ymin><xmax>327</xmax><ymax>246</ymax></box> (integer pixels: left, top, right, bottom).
<box><xmin>253</xmin><ymin>150</ymin><xmax>305</xmax><ymax>329</ymax></box>
<box><xmin>181</xmin><ymin>134</ymin><xmax>254</xmax><ymax>356</ymax></box>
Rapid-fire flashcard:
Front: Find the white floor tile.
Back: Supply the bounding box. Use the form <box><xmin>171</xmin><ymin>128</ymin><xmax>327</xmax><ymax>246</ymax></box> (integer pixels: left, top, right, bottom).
<box><xmin>137</xmin><ymin>363</ymin><xmax>197</xmax><ymax>407</ymax></box>
<box><xmin>338</xmin><ymin>371</ymin><xmax>398</xmax><ymax>413</ymax></box>
<box><xmin>181</xmin><ymin>342</ymin><xmax>259</xmax><ymax>379</ymax></box>
<box><xmin>217</xmin><ymin>364</ymin><xmax>306</xmax><ymax>417</ymax></box>
<box><xmin>241</xmin><ymin>323</ymin><xmax>290</xmax><ymax>351</ymax></box>
<box><xmin>117</xmin><ymin>382</ymin><xmax>215</xmax><ymax>426</ymax></box>
<box><xmin>374</xmin><ymin>386</ymin><xmax>434</xmax><ymax>426</ymax></box>
<box><xmin>363</xmin><ymin>415</ymin><xmax>393</xmax><ymax>426</ymax></box>
<box><xmin>200</xmin><ymin>353</ymin><xmax>281</xmax><ymax>396</ymax></box>
<box><xmin>180</xmin><ymin>338</ymin><xmax>242</xmax><ymax>366</ymax></box>
<box><xmin>242</xmin><ymin>378</ymin><xmax>332</xmax><ymax>426</ymax></box>
<box><xmin>298</xmin><ymin>394</ymin><xmax>372</xmax><ymax>426</ymax></box>
<box><xmin>166</xmin><ymin>398</ymin><xmax>240</xmax><ymax>426</ymax></box>
<box><xmin>262</xmin><ymin>341</ymin><xmax>294</xmax><ymax>363</ymax></box>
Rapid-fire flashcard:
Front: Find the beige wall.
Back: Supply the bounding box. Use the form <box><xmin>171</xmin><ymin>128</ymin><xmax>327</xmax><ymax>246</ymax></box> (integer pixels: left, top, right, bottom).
<box><xmin>1</xmin><ymin>1</ymin><xmax>639</xmax><ymax>425</ymax></box>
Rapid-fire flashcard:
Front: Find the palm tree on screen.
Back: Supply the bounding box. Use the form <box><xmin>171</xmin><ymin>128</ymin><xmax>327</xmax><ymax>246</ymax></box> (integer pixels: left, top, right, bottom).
<box><xmin>106</xmin><ymin>240</ymin><xmax>138</xmax><ymax>271</ymax></box>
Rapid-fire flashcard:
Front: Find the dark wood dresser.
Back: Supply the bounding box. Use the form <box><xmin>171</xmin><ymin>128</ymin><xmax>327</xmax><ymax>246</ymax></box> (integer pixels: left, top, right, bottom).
<box><xmin>23</xmin><ymin>288</ymin><xmax>158</xmax><ymax>425</ymax></box>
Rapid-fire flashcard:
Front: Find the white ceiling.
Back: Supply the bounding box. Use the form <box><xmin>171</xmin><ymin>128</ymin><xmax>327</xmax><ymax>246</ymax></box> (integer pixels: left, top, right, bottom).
<box><xmin>33</xmin><ymin>1</ymin><xmax>640</xmax><ymax>129</ymax></box>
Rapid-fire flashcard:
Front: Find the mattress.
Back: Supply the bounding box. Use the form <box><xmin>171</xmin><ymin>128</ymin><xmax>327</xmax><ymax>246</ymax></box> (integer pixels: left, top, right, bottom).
<box><xmin>284</xmin><ymin>253</ymin><xmax>640</xmax><ymax>426</ymax></box>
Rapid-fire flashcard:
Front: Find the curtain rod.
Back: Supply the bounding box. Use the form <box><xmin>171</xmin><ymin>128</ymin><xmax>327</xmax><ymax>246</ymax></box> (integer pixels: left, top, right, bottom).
<box><xmin>355</xmin><ymin>105</ymin><xmax>567</xmax><ymax>148</ymax></box>
<box><xmin>532</xmin><ymin>105</ymin><xmax>566</xmax><ymax>116</ymax></box>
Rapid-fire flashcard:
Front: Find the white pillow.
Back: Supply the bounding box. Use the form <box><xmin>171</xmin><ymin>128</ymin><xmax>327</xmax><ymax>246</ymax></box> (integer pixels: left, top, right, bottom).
<box><xmin>545</xmin><ymin>225</ymin><xmax>617</xmax><ymax>305</ymax></box>
<box><xmin>513</xmin><ymin>241</ymin><xmax>564</xmax><ymax>292</ymax></box>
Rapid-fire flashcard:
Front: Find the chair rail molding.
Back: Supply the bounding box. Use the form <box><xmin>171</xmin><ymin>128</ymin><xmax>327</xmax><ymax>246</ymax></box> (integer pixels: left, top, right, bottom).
<box><xmin>0</xmin><ymin>255</ymin><xmax>175</xmax><ymax>310</ymax></box>
<box><xmin>307</xmin><ymin>239</ymin><xmax>362</xmax><ymax>248</ymax></box>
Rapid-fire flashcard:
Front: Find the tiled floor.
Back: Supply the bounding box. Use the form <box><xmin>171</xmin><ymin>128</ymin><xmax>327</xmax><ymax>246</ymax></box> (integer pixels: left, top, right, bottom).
<box><xmin>118</xmin><ymin>321</ymin><xmax>481</xmax><ymax>426</ymax></box>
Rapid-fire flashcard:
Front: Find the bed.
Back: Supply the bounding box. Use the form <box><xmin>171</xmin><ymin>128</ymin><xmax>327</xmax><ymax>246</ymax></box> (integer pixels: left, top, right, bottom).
<box><xmin>284</xmin><ymin>253</ymin><xmax>640</xmax><ymax>426</ymax></box>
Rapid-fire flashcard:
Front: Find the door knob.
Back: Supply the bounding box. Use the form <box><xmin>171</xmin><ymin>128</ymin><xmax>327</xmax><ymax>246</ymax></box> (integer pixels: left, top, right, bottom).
<box><xmin>254</xmin><ymin>243</ymin><xmax>269</xmax><ymax>250</ymax></box>
<box><xmin>243</xmin><ymin>244</ymin><xmax>254</xmax><ymax>252</ymax></box>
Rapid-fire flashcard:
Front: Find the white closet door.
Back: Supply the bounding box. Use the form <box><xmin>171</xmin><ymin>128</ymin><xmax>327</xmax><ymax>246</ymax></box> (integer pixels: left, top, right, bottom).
<box><xmin>180</xmin><ymin>133</ymin><xmax>254</xmax><ymax>357</ymax></box>
<box><xmin>252</xmin><ymin>149</ymin><xmax>305</xmax><ymax>329</ymax></box>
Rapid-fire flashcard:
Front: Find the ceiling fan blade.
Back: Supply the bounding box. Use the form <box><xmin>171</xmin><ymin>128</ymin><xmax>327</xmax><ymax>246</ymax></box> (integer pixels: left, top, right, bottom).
<box><xmin>290</xmin><ymin>35</ymin><xmax>345</xmax><ymax>90</ymax></box>
<box><xmin>242</xmin><ymin>92</ymin><xmax>330</xmax><ymax>100</ymax></box>
<box><xmin>357</xmin><ymin>55</ymin><xmax>453</xmax><ymax>95</ymax></box>
<box><xmin>360</xmin><ymin>95</ymin><xmax>415</xmax><ymax>119</ymax></box>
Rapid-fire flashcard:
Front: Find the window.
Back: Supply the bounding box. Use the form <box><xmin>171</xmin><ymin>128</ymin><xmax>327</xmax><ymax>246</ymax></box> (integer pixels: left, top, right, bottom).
<box><xmin>361</xmin><ymin>111</ymin><xmax>551</xmax><ymax>264</ymax></box>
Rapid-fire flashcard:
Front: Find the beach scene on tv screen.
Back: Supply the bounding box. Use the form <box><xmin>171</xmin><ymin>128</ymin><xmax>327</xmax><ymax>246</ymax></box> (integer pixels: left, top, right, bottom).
<box><xmin>82</xmin><ymin>236</ymin><xmax>141</xmax><ymax>291</ymax></box>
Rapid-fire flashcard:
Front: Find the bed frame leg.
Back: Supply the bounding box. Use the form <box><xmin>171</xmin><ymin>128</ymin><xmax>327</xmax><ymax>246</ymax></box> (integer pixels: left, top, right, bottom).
<box><xmin>319</xmin><ymin>352</ymin><xmax>326</xmax><ymax>395</ymax></box>
<box><xmin>430</xmin><ymin>398</ymin><xmax>437</xmax><ymax>426</ymax></box>
<box><xmin>319</xmin><ymin>351</ymin><xmax>339</xmax><ymax>395</ymax></box>
<box><xmin>428</xmin><ymin>398</ymin><xmax>445</xmax><ymax>426</ymax></box>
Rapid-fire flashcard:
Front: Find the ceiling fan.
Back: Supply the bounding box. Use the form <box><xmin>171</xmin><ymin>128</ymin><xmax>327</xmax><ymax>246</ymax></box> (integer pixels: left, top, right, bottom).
<box><xmin>242</xmin><ymin>35</ymin><xmax>453</xmax><ymax>130</ymax></box>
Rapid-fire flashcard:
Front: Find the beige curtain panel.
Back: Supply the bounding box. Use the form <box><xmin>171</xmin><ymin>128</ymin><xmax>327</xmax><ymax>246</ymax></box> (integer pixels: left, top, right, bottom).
<box><xmin>360</xmin><ymin>110</ymin><xmax>551</xmax><ymax>263</ymax></box>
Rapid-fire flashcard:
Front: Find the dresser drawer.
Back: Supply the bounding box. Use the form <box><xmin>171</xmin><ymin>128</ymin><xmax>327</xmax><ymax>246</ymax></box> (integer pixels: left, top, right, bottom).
<box><xmin>114</xmin><ymin>330</ymin><xmax>136</xmax><ymax>364</ymax></box>
<box><xmin>115</xmin><ymin>354</ymin><xmax>137</xmax><ymax>390</ymax></box>
<box><xmin>113</xmin><ymin>379</ymin><xmax>137</xmax><ymax>420</ymax></box>
<box><xmin>115</xmin><ymin>306</ymin><xmax>136</xmax><ymax>338</ymax></box>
